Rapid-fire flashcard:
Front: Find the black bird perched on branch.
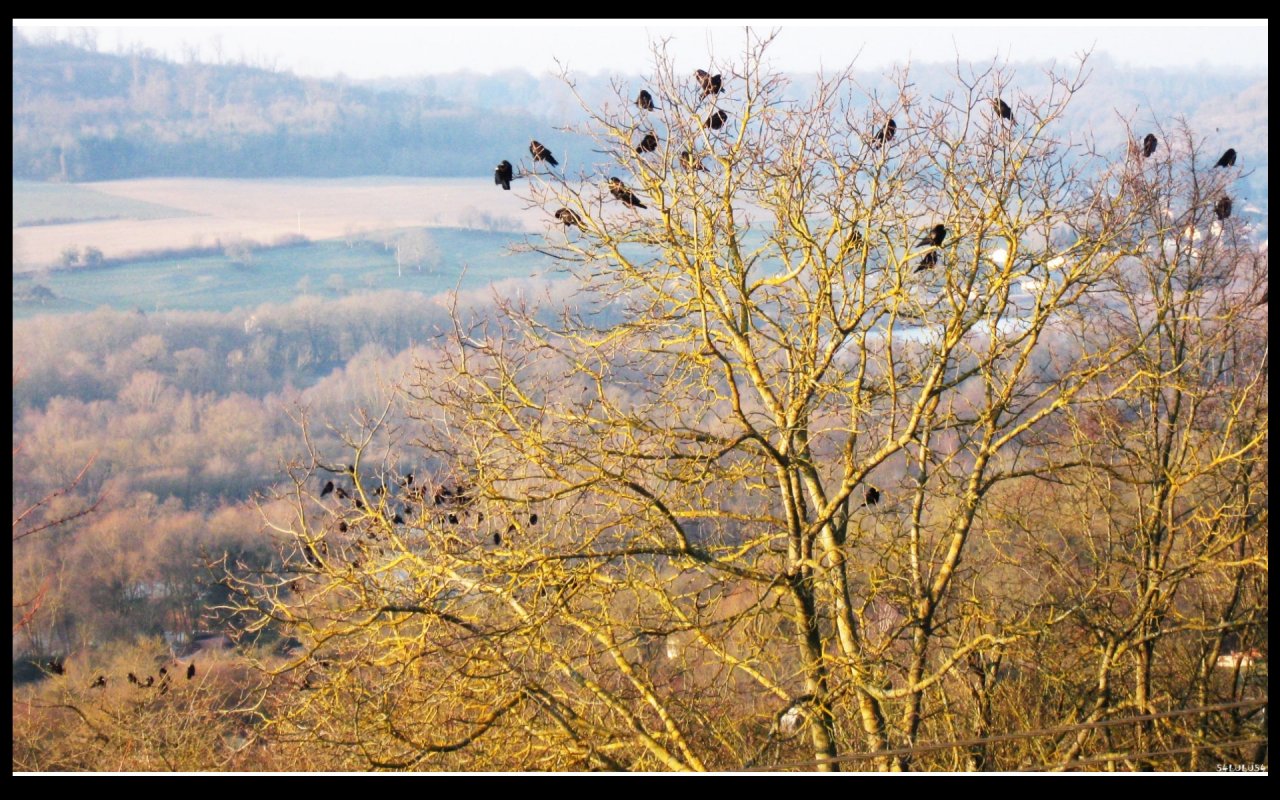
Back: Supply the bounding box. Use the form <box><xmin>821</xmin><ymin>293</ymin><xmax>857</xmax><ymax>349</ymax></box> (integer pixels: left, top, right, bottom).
<box><xmin>1142</xmin><ymin>133</ymin><xmax>1158</xmax><ymax>158</ymax></box>
<box><xmin>918</xmin><ymin>224</ymin><xmax>947</xmax><ymax>249</ymax></box>
<box><xmin>680</xmin><ymin>150</ymin><xmax>708</xmax><ymax>172</ymax></box>
<box><xmin>448</xmin><ymin>513</ymin><xmax>459</xmax><ymax>525</ymax></box>
<box><xmin>915</xmin><ymin>224</ymin><xmax>947</xmax><ymax>272</ymax></box>
<box><xmin>865</xmin><ymin>486</ymin><xmax>881</xmax><ymax>507</ymax></box>
<box><xmin>637</xmin><ymin>89</ymin><xmax>659</xmax><ymax>111</ymax></box>
<box><xmin>320</xmin><ymin>480</ymin><xmax>334</xmax><ymax>498</ymax></box>
<box><xmin>608</xmin><ymin>177</ymin><xmax>646</xmax><ymax>209</ymax></box>
<box><xmin>636</xmin><ymin>131</ymin><xmax>658</xmax><ymax>154</ymax></box>
<box><xmin>127</xmin><ymin>672</ymin><xmax>139</xmax><ymax>685</ymax></box>
<box><xmin>494</xmin><ymin>160</ymin><xmax>513</xmax><ymax>191</ymax></box>
<box><xmin>91</xmin><ymin>675</ymin><xmax>107</xmax><ymax>689</ymax></box>
<box><xmin>705</xmin><ymin>110</ymin><xmax>729</xmax><ymax>130</ymax></box>
<box><xmin>994</xmin><ymin>98</ymin><xmax>1014</xmax><ymax>123</ymax></box>
<box><xmin>555</xmin><ymin>208</ymin><xmax>583</xmax><ymax>228</ymax></box>
<box><xmin>144</xmin><ymin>676</ymin><xmax>154</xmax><ymax>688</ymax></box>
<box><xmin>529</xmin><ymin>140</ymin><xmax>559</xmax><ymax>167</ymax></box>
<box><xmin>338</xmin><ymin>521</ymin><xmax>348</xmax><ymax>533</ymax></box>
<box><xmin>493</xmin><ymin>531</ymin><xmax>502</xmax><ymax>546</ymax></box>
<box><xmin>47</xmin><ymin>657</ymin><xmax>65</xmax><ymax>675</ymax></box>
<box><xmin>695</xmin><ymin>69</ymin><xmax>723</xmax><ymax>98</ymax></box>
<box><xmin>873</xmin><ymin>118</ymin><xmax>897</xmax><ymax>148</ymax></box>
<box><xmin>303</xmin><ymin>540</ymin><xmax>322</xmax><ymax>567</ymax></box>
<box><xmin>1215</xmin><ymin>148</ymin><xmax>1237</xmax><ymax>168</ymax></box>
<box><xmin>188</xmin><ymin>663</ymin><xmax>196</xmax><ymax>680</ymax></box>
<box><xmin>529</xmin><ymin>513</ymin><xmax>539</xmax><ymax>526</ymax></box>
<box><xmin>1215</xmin><ymin>196</ymin><xmax>1233</xmax><ymax>221</ymax></box>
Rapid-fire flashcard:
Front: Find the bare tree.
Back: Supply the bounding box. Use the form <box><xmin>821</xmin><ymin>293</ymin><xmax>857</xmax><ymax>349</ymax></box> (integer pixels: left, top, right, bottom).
<box><xmin>225</xmin><ymin>33</ymin><xmax>1267</xmax><ymax>772</ymax></box>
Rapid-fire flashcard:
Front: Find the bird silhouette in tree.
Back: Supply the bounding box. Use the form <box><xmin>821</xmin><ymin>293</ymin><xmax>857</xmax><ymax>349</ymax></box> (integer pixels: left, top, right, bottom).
<box><xmin>873</xmin><ymin>118</ymin><xmax>897</xmax><ymax>148</ymax></box>
<box><xmin>695</xmin><ymin>69</ymin><xmax>723</xmax><ymax>98</ymax></box>
<box><xmin>529</xmin><ymin>140</ymin><xmax>559</xmax><ymax>167</ymax></box>
<box><xmin>608</xmin><ymin>177</ymin><xmax>647</xmax><ymax>209</ymax></box>
<box><xmin>494</xmin><ymin>160</ymin><xmax>514</xmax><ymax>191</ymax></box>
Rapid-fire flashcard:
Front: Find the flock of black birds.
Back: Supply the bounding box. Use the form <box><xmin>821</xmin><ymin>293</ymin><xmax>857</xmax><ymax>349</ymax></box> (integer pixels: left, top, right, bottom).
<box><xmin>492</xmin><ymin>69</ymin><xmax>734</xmax><ymax>226</ymax></box>
<box><xmin>43</xmin><ymin>657</ymin><xmax>197</xmax><ymax>693</ymax></box>
<box><xmin>478</xmin><ymin>76</ymin><xmax>1248</xmax><ymax>522</ymax></box>
<box><xmin>313</xmin><ymin>464</ymin><xmax>541</xmax><ymax>563</ymax></box>
<box><xmin>1137</xmin><ymin>135</ymin><xmax>1240</xmax><ymax>222</ymax></box>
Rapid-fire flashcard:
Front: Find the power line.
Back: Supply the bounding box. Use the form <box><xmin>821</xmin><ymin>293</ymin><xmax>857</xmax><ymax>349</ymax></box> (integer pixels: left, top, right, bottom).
<box><xmin>1031</xmin><ymin>737</ymin><xmax>1268</xmax><ymax>772</ymax></box>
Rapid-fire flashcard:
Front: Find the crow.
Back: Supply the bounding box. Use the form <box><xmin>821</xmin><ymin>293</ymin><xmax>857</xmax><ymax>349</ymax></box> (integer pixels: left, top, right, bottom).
<box><xmin>530</xmin><ymin>140</ymin><xmax>559</xmax><ymax>167</ymax></box>
<box><xmin>556</xmin><ymin>208</ymin><xmax>583</xmax><ymax>229</ymax></box>
<box><xmin>608</xmin><ymin>177</ymin><xmax>646</xmax><ymax>209</ymax></box>
<box><xmin>338</xmin><ymin>521</ymin><xmax>348</xmax><ymax>533</ymax></box>
<box><xmin>705</xmin><ymin>109</ymin><xmax>729</xmax><ymax>130</ymax></box>
<box><xmin>1142</xmin><ymin>133</ymin><xmax>1158</xmax><ymax>158</ymax></box>
<box><xmin>128</xmin><ymin>672</ymin><xmax>139</xmax><ymax>685</ymax></box>
<box><xmin>494</xmin><ymin>531</ymin><xmax>502</xmax><ymax>545</ymax></box>
<box><xmin>320</xmin><ymin>480</ymin><xmax>334</xmax><ymax>498</ymax></box>
<box><xmin>695</xmin><ymin>69</ymin><xmax>723</xmax><ymax>98</ymax></box>
<box><xmin>918</xmin><ymin>224</ymin><xmax>947</xmax><ymax>248</ymax></box>
<box><xmin>680</xmin><ymin>150</ymin><xmax>708</xmax><ymax>172</ymax></box>
<box><xmin>393</xmin><ymin>512</ymin><xmax>404</xmax><ymax>525</ymax></box>
<box><xmin>448</xmin><ymin>513</ymin><xmax>459</xmax><ymax>525</ymax></box>
<box><xmin>159</xmin><ymin>666</ymin><xmax>168</xmax><ymax>676</ymax></box>
<box><xmin>91</xmin><ymin>675</ymin><xmax>107</xmax><ymax>689</ymax></box>
<box><xmin>1215</xmin><ymin>196</ymin><xmax>1233</xmax><ymax>221</ymax></box>
<box><xmin>994</xmin><ymin>98</ymin><xmax>1014</xmax><ymax>123</ymax></box>
<box><xmin>637</xmin><ymin>89</ymin><xmax>659</xmax><ymax>111</ymax></box>
<box><xmin>403</xmin><ymin>472</ymin><xmax>414</xmax><ymax>487</ymax></box>
<box><xmin>529</xmin><ymin>513</ymin><xmax>539</xmax><ymax>526</ymax></box>
<box><xmin>144</xmin><ymin>676</ymin><xmax>154</xmax><ymax>688</ymax></box>
<box><xmin>187</xmin><ymin>663</ymin><xmax>196</xmax><ymax>680</ymax></box>
<box><xmin>865</xmin><ymin>486</ymin><xmax>881</xmax><ymax>507</ymax></box>
<box><xmin>1215</xmin><ymin>148</ymin><xmax>1237</xmax><ymax>168</ymax></box>
<box><xmin>636</xmin><ymin>132</ymin><xmax>658</xmax><ymax>154</ymax></box>
<box><xmin>873</xmin><ymin>118</ymin><xmax>897</xmax><ymax>148</ymax></box>
<box><xmin>495</xmin><ymin>160</ymin><xmax>514</xmax><ymax>191</ymax></box>
<box><xmin>47</xmin><ymin>657</ymin><xmax>65</xmax><ymax>675</ymax></box>
<box><xmin>335</xmin><ymin>486</ymin><xmax>348</xmax><ymax>500</ymax></box>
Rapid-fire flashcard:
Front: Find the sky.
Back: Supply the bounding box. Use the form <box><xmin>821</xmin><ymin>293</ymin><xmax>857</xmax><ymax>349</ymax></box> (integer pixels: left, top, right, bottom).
<box><xmin>14</xmin><ymin>19</ymin><xmax>1269</xmax><ymax>80</ymax></box>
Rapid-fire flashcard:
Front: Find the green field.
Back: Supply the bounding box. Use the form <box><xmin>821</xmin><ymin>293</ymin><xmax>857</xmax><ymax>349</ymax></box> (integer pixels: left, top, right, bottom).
<box><xmin>12</xmin><ymin>229</ymin><xmax>555</xmax><ymax>318</ymax></box>
<box><xmin>12</xmin><ymin>180</ymin><xmax>194</xmax><ymax>227</ymax></box>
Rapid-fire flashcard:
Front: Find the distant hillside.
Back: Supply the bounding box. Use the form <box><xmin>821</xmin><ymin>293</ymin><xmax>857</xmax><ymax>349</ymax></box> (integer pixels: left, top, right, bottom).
<box><xmin>12</xmin><ymin>34</ymin><xmax>567</xmax><ymax>181</ymax></box>
<box><xmin>12</xmin><ymin>34</ymin><xmax>1267</xmax><ymax>211</ymax></box>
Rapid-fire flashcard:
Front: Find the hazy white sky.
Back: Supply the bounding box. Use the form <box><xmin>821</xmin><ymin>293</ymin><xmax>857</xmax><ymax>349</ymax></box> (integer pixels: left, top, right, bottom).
<box><xmin>15</xmin><ymin>19</ymin><xmax>1269</xmax><ymax>79</ymax></box>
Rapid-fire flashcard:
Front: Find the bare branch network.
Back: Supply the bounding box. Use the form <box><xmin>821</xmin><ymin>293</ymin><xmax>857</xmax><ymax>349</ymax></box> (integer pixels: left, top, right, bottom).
<box><xmin>216</xmin><ymin>32</ymin><xmax>1265</xmax><ymax>772</ymax></box>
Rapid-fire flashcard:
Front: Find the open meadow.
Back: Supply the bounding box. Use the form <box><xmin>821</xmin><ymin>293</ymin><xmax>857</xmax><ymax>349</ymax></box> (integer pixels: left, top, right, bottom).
<box><xmin>12</xmin><ymin>177</ymin><xmax>550</xmax><ymax>273</ymax></box>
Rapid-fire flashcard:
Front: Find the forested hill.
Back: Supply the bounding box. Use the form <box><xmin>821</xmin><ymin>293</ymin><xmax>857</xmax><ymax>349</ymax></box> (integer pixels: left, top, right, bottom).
<box><xmin>12</xmin><ymin>34</ymin><xmax>1268</xmax><ymax>210</ymax></box>
<box><xmin>11</xmin><ymin>36</ymin><xmax>565</xmax><ymax>181</ymax></box>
